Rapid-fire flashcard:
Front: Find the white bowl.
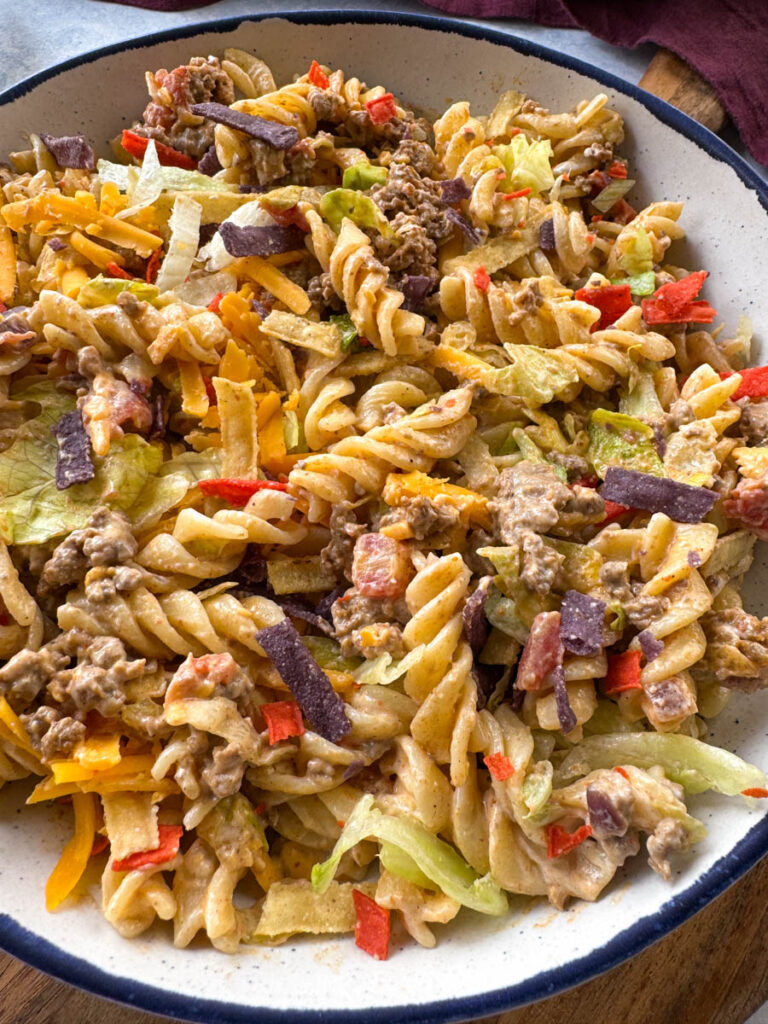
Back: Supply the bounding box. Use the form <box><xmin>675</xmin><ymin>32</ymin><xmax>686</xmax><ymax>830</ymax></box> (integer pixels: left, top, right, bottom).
<box><xmin>1</xmin><ymin>12</ymin><xmax>767</xmax><ymax>1024</ymax></box>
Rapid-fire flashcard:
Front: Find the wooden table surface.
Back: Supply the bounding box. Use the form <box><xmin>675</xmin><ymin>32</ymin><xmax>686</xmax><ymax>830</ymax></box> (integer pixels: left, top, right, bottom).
<box><xmin>3</xmin><ymin>850</ymin><xmax>768</xmax><ymax>1024</ymax></box>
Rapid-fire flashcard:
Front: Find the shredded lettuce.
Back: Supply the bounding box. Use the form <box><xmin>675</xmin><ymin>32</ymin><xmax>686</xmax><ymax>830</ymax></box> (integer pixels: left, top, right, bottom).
<box><xmin>97</xmin><ymin>157</ymin><xmax>231</xmax><ymax>195</ymax></box>
<box><xmin>283</xmin><ymin>409</ymin><xmax>301</xmax><ymax>451</ymax></box>
<box><xmin>588</xmin><ymin>408</ymin><xmax>664</xmax><ymax>479</ymax></box>
<box><xmin>352</xmin><ymin>647</ymin><xmax>424</xmax><ymax>686</ymax></box>
<box><xmin>556</xmin><ymin>733</ymin><xmax>767</xmax><ymax>795</ymax></box>
<box><xmin>379</xmin><ymin>841</ymin><xmax>436</xmax><ymax>890</ymax></box>
<box><xmin>492</xmin><ymin>135</ymin><xmax>555</xmax><ymax>196</ymax></box>
<box><xmin>301</xmin><ymin>636</ymin><xmax>362</xmax><ymax>673</ymax></box>
<box><xmin>117</xmin><ymin>138</ymin><xmax>163</xmax><ymax>219</ymax></box>
<box><xmin>78</xmin><ymin>276</ymin><xmax>160</xmax><ymax>308</ymax></box>
<box><xmin>591</xmin><ymin>177</ymin><xmax>635</xmax><ymax>213</ymax></box>
<box><xmin>618</xmin><ymin>225</ymin><xmax>653</xmax><ymax>277</ymax></box>
<box><xmin>501</xmin><ymin>427</ymin><xmax>568</xmax><ymax>482</ymax></box>
<box><xmin>311</xmin><ymin>794</ymin><xmax>507</xmax><ymax>915</ymax></box>
<box><xmin>612</xmin><ymin>271</ymin><xmax>656</xmax><ymax>296</ymax></box>
<box><xmin>521</xmin><ymin>761</ymin><xmax>556</xmax><ymax>824</ymax></box>
<box><xmin>329</xmin><ymin>312</ymin><xmax>359</xmax><ymax>353</ymax></box>
<box><xmin>173</xmin><ymin>269</ymin><xmax>237</xmax><ymax>308</ymax></box>
<box><xmin>492</xmin><ymin>344</ymin><xmax>580</xmax><ymax>405</ymax></box>
<box><xmin>342</xmin><ymin>163</ymin><xmax>387</xmax><ymax>191</ymax></box>
<box><xmin>155</xmin><ymin>195</ymin><xmax>202</xmax><ymax>293</ymax></box>
<box><xmin>319</xmin><ymin>188</ymin><xmax>393</xmax><ymax>237</ymax></box>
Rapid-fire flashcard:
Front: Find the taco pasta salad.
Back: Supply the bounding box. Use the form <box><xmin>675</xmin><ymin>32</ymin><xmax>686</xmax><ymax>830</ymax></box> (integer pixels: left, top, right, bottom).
<box><xmin>1</xmin><ymin>49</ymin><xmax>767</xmax><ymax>959</ymax></box>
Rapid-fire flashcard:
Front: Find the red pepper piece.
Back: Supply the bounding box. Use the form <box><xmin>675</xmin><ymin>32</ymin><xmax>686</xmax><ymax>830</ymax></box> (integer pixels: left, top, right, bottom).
<box><xmin>602</xmin><ymin>499</ymin><xmax>632</xmax><ymax>523</ymax></box>
<box><xmin>308</xmin><ymin>60</ymin><xmax>330</xmax><ymax>89</ymax></box>
<box><xmin>260</xmin><ymin>201</ymin><xmax>310</xmax><ymax>233</ymax></box>
<box><xmin>473</xmin><ymin>266</ymin><xmax>491</xmax><ymax>292</ymax></box>
<box><xmin>546</xmin><ymin>823</ymin><xmax>593</xmax><ymax>859</ymax></box>
<box><xmin>641</xmin><ymin>270</ymin><xmax>717</xmax><ymax>325</ymax></box>
<box><xmin>111</xmin><ymin>824</ymin><xmax>183</xmax><ymax>872</ymax></box>
<box><xmin>207</xmin><ymin>292</ymin><xmax>224</xmax><ymax>313</ymax></box>
<box><xmin>607</xmin><ymin>160</ymin><xmax>628</xmax><ymax>179</ymax></box>
<box><xmin>483</xmin><ymin>752</ymin><xmax>516</xmax><ymax>780</ymax></box>
<box><xmin>203</xmin><ymin>375</ymin><xmax>217</xmax><ymax>405</ymax></box>
<box><xmin>742</xmin><ymin>788</ymin><xmax>768</xmax><ymax>798</ymax></box>
<box><xmin>575</xmin><ymin>284</ymin><xmax>632</xmax><ymax>332</ymax></box>
<box><xmin>719</xmin><ymin>366</ymin><xmax>768</xmax><ymax>401</ymax></box>
<box><xmin>145</xmin><ymin>247</ymin><xmax>162</xmax><ymax>284</ymax></box>
<box><xmin>198</xmin><ymin>478</ymin><xmax>289</xmax><ymax>506</ymax></box>
<box><xmin>365</xmin><ymin>93</ymin><xmax>397</xmax><ymax>125</ymax></box>
<box><xmin>613</xmin><ymin>766</ymin><xmax>630</xmax><ymax>780</ymax></box>
<box><xmin>502</xmin><ymin>187</ymin><xmax>532</xmax><ymax>200</ymax></box>
<box><xmin>352</xmin><ymin>889</ymin><xmax>390</xmax><ymax>960</ymax></box>
<box><xmin>262</xmin><ymin>700</ymin><xmax>305</xmax><ymax>744</ymax></box>
<box><xmin>121</xmin><ymin>129</ymin><xmax>197</xmax><ymax>170</ymax></box>
<box><xmin>91</xmin><ymin>835</ymin><xmax>110</xmax><ymax>857</ymax></box>
<box><xmin>604</xmin><ymin>650</ymin><xmax>643</xmax><ymax>695</ymax></box>
<box><xmin>106</xmin><ymin>261</ymin><xmax>132</xmax><ymax>280</ymax></box>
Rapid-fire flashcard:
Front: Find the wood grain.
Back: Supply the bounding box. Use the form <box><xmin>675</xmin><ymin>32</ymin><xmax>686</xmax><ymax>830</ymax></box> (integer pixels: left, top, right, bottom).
<box><xmin>639</xmin><ymin>48</ymin><xmax>726</xmax><ymax>132</ymax></box>
<box><xmin>3</xmin><ymin>854</ymin><xmax>768</xmax><ymax>1024</ymax></box>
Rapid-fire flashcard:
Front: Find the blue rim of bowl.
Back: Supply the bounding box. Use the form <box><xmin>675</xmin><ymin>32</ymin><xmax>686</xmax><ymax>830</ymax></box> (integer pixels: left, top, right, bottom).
<box><xmin>1</xmin><ymin>9</ymin><xmax>767</xmax><ymax>1024</ymax></box>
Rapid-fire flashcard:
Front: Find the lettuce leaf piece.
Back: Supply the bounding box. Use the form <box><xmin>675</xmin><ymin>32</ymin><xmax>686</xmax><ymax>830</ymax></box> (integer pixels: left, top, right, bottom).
<box><xmin>484</xmin><ymin>584</ymin><xmax>531</xmax><ymax>644</ymax></box>
<box><xmin>352</xmin><ymin>647</ymin><xmax>424</xmax><ymax>686</ymax></box>
<box><xmin>379</xmin><ymin>841</ymin><xmax>436</xmax><ymax>890</ymax></box>
<box><xmin>612</xmin><ymin>271</ymin><xmax>656</xmax><ymax>296</ymax></box>
<box><xmin>619</xmin><ymin>372</ymin><xmax>665</xmax><ymax>421</ymax></box>
<box><xmin>618</xmin><ymin>225</ymin><xmax>653</xmax><ymax>277</ymax></box>
<box><xmin>501</xmin><ymin>427</ymin><xmax>568</xmax><ymax>482</ymax></box>
<box><xmin>588</xmin><ymin>408</ymin><xmax>664</xmax><ymax>479</ymax></box>
<box><xmin>494</xmin><ymin>344</ymin><xmax>580</xmax><ymax>406</ymax></box>
<box><xmin>319</xmin><ymin>188</ymin><xmax>393</xmax><ymax>237</ymax></box>
<box><xmin>78</xmin><ymin>276</ymin><xmax>161</xmax><ymax>308</ymax></box>
<box><xmin>0</xmin><ymin>382</ymin><xmax>208</xmax><ymax>544</ymax></box>
<box><xmin>492</xmin><ymin>136</ymin><xmax>555</xmax><ymax>196</ymax></box>
<box><xmin>311</xmin><ymin>794</ymin><xmax>507</xmax><ymax>915</ymax></box>
<box><xmin>301</xmin><ymin>636</ymin><xmax>362</xmax><ymax>673</ymax></box>
<box><xmin>545</xmin><ymin>538</ymin><xmax>603</xmax><ymax>590</ymax></box>
<box><xmin>584</xmin><ymin>700</ymin><xmax>644</xmax><ymax>736</ymax></box>
<box><xmin>329</xmin><ymin>312</ymin><xmax>358</xmax><ymax>353</ymax></box>
<box><xmin>97</xmin><ymin>157</ymin><xmax>232</xmax><ymax>194</ymax></box>
<box><xmin>342</xmin><ymin>163</ymin><xmax>387</xmax><ymax>190</ymax></box>
<box><xmin>556</xmin><ymin>732</ymin><xmax>766</xmax><ymax>795</ymax></box>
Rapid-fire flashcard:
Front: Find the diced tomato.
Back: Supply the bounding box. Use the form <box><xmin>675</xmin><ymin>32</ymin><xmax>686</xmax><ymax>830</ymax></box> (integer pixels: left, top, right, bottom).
<box><xmin>121</xmin><ymin>129</ymin><xmax>197</xmax><ymax>170</ymax></box>
<box><xmin>262</xmin><ymin>701</ymin><xmax>305</xmax><ymax>744</ymax></box>
<box><xmin>91</xmin><ymin>835</ymin><xmax>110</xmax><ymax>857</ymax></box>
<box><xmin>720</xmin><ymin>366</ymin><xmax>768</xmax><ymax>401</ymax></box>
<box><xmin>483</xmin><ymin>752</ymin><xmax>516</xmax><ymax>780</ymax></box>
<box><xmin>641</xmin><ymin>270</ymin><xmax>717</xmax><ymax>325</ymax></box>
<box><xmin>365</xmin><ymin>93</ymin><xmax>397</xmax><ymax>125</ymax></box>
<box><xmin>546</xmin><ymin>823</ymin><xmax>593</xmax><ymax>859</ymax></box>
<box><xmin>308</xmin><ymin>60</ymin><xmax>330</xmax><ymax>89</ymax></box>
<box><xmin>609</xmin><ymin>198</ymin><xmax>636</xmax><ymax>225</ymax></box>
<box><xmin>145</xmin><ymin>247</ymin><xmax>162</xmax><ymax>284</ymax></box>
<box><xmin>260</xmin><ymin>201</ymin><xmax>310</xmax><ymax>232</ymax></box>
<box><xmin>111</xmin><ymin>825</ymin><xmax>183</xmax><ymax>872</ymax></box>
<box><xmin>574</xmin><ymin>475</ymin><xmax>600</xmax><ymax>489</ymax></box>
<box><xmin>516</xmin><ymin>611</ymin><xmax>562</xmax><ymax>691</ymax></box>
<box><xmin>742</xmin><ymin>788</ymin><xmax>768</xmax><ymax>798</ymax></box>
<box><xmin>203</xmin><ymin>375</ymin><xmax>217</xmax><ymax>405</ymax></box>
<box><xmin>351</xmin><ymin>533</ymin><xmax>412</xmax><ymax>599</ymax></box>
<box><xmin>574</xmin><ymin>284</ymin><xmax>632</xmax><ymax>332</ymax></box>
<box><xmin>106</xmin><ymin>261</ymin><xmax>132</xmax><ymax>280</ymax></box>
<box><xmin>199</xmin><ymin>478</ymin><xmax>289</xmax><ymax>506</ymax></box>
<box><xmin>352</xmin><ymin>889</ymin><xmax>390</xmax><ymax>960</ymax></box>
<box><xmin>602</xmin><ymin>499</ymin><xmax>632</xmax><ymax>523</ymax></box>
<box><xmin>502</xmin><ymin>188</ymin><xmax>532</xmax><ymax>200</ymax></box>
<box><xmin>207</xmin><ymin>292</ymin><xmax>224</xmax><ymax>313</ymax></box>
<box><xmin>473</xmin><ymin>266</ymin><xmax>491</xmax><ymax>292</ymax></box>
<box><xmin>613</xmin><ymin>766</ymin><xmax>630</xmax><ymax>780</ymax></box>
<box><xmin>604</xmin><ymin>650</ymin><xmax>642</xmax><ymax>695</ymax></box>
<box><xmin>723</xmin><ymin>477</ymin><xmax>768</xmax><ymax>540</ymax></box>
<box><xmin>607</xmin><ymin>160</ymin><xmax>628</xmax><ymax>179</ymax></box>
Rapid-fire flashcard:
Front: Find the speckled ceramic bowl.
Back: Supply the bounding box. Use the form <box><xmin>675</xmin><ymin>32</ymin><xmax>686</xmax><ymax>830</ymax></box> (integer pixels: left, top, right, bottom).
<box><xmin>1</xmin><ymin>11</ymin><xmax>768</xmax><ymax>1024</ymax></box>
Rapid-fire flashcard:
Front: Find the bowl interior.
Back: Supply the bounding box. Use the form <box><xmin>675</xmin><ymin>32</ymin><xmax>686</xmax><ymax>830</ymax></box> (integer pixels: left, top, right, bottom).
<box><xmin>1</xmin><ymin>14</ymin><xmax>767</xmax><ymax>1024</ymax></box>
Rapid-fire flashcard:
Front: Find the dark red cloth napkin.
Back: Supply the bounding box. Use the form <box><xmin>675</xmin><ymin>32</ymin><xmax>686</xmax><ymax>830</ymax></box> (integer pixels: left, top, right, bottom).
<box><xmin>103</xmin><ymin>0</ymin><xmax>768</xmax><ymax>167</ymax></box>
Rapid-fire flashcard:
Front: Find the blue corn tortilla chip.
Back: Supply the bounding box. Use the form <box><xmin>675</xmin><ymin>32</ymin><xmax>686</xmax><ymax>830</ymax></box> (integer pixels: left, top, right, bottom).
<box><xmin>400</xmin><ymin>274</ymin><xmax>433</xmax><ymax>313</ymax></box>
<box><xmin>440</xmin><ymin>177</ymin><xmax>471</xmax><ymax>203</ymax></box>
<box><xmin>601</xmin><ymin>467</ymin><xmax>718</xmax><ymax>524</ymax></box>
<box><xmin>538</xmin><ymin>219</ymin><xmax>556</xmax><ymax>253</ymax></box>
<box><xmin>687</xmin><ymin>550</ymin><xmax>703</xmax><ymax>568</ymax></box>
<box><xmin>52</xmin><ymin>411</ymin><xmax>95</xmax><ymax>489</ymax></box>
<box><xmin>462</xmin><ymin>576</ymin><xmax>492</xmax><ymax>654</ymax></box>
<box><xmin>40</xmin><ymin>133</ymin><xmax>95</xmax><ymax>171</ymax></box>
<box><xmin>637</xmin><ymin>629</ymin><xmax>664</xmax><ymax>662</ymax></box>
<box><xmin>445</xmin><ymin>207</ymin><xmax>480</xmax><ymax>245</ymax></box>
<box><xmin>256</xmin><ymin>618</ymin><xmax>351</xmax><ymax>743</ymax></box>
<box><xmin>552</xmin><ymin>664</ymin><xmax>577</xmax><ymax>734</ymax></box>
<box><xmin>48</xmin><ymin>237</ymin><xmax>67</xmax><ymax>252</ymax></box>
<box><xmin>190</xmin><ymin>102</ymin><xmax>300</xmax><ymax>150</ymax></box>
<box><xmin>219</xmin><ymin>221</ymin><xmax>305</xmax><ymax>258</ymax></box>
<box><xmin>278</xmin><ymin>598</ymin><xmax>334</xmax><ymax>637</ymax></box>
<box><xmin>560</xmin><ymin>590</ymin><xmax>606</xmax><ymax>657</ymax></box>
<box><xmin>198</xmin><ymin>145</ymin><xmax>222</xmax><ymax>177</ymax></box>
